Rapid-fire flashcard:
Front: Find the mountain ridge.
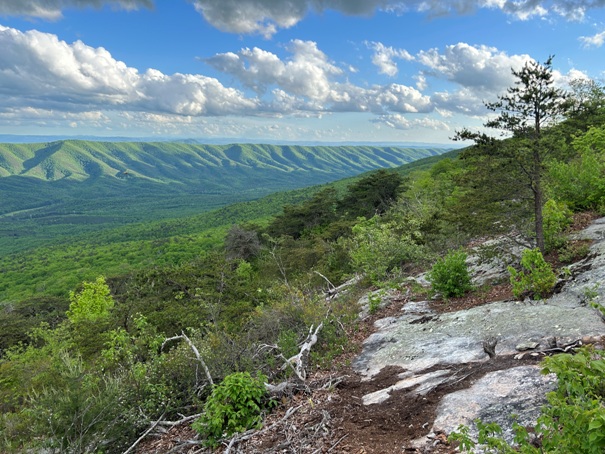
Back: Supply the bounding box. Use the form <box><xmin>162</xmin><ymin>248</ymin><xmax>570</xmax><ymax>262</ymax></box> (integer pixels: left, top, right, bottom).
<box><xmin>0</xmin><ymin>140</ymin><xmax>449</xmax><ymax>187</ymax></box>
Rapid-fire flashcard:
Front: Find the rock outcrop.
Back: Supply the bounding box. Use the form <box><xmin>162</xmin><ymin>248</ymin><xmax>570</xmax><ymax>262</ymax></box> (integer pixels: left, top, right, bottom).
<box><xmin>352</xmin><ymin>217</ymin><xmax>605</xmax><ymax>449</ymax></box>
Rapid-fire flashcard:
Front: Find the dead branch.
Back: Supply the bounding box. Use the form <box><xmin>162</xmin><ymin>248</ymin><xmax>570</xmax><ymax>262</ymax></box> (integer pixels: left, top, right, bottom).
<box><xmin>163</xmin><ymin>439</ymin><xmax>203</xmax><ymax>454</ymax></box>
<box><xmin>162</xmin><ymin>331</ymin><xmax>213</xmax><ymax>386</ymax></box>
<box><xmin>122</xmin><ymin>411</ymin><xmax>165</xmax><ymax>454</ymax></box>
<box><xmin>284</xmin><ymin>322</ymin><xmax>324</xmax><ymax>382</ymax></box>
<box><xmin>158</xmin><ymin>412</ymin><xmax>203</xmax><ymax>427</ymax></box>
<box><xmin>265</xmin><ymin>380</ymin><xmax>308</xmax><ymax>396</ymax></box>
<box><xmin>223</xmin><ymin>404</ymin><xmax>302</xmax><ymax>454</ymax></box>
<box><xmin>325</xmin><ymin>275</ymin><xmax>361</xmax><ymax>299</ymax></box>
<box><xmin>514</xmin><ymin>339</ymin><xmax>583</xmax><ymax>359</ymax></box>
<box><xmin>314</xmin><ymin>270</ymin><xmax>336</xmax><ymax>293</ymax></box>
<box><xmin>327</xmin><ymin>433</ymin><xmax>349</xmax><ymax>452</ymax></box>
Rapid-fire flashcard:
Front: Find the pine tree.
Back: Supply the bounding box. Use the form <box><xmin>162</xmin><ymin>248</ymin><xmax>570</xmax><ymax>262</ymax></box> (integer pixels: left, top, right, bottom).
<box><xmin>456</xmin><ymin>57</ymin><xmax>568</xmax><ymax>252</ymax></box>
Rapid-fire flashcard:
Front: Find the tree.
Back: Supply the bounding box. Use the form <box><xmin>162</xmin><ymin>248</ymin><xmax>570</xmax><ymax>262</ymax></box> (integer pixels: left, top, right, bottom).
<box><xmin>224</xmin><ymin>224</ymin><xmax>261</xmax><ymax>261</ymax></box>
<box><xmin>338</xmin><ymin>170</ymin><xmax>404</xmax><ymax>219</ymax></box>
<box><xmin>455</xmin><ymin>57</ymin><xmax>568</xmax><ymax>252</ymax></box>
<box><xmin>66</xmin><ymin>276</ymin><xmax>114</xmax><ymax>324</ymax></box>
<box><xmin>266</xmin><ymin>187</ymin><xmax>338</xmax><ymax>239</ymax></box>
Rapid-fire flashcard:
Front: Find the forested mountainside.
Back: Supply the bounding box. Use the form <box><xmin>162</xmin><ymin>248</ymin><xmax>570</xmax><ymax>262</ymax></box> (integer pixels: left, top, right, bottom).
<box><xmin>2</xmin><ymin>67</ymin><xmax>605</xmax><ymax>453</ymax></box>
<box><xmin>0</xmin><ymin>140</ymin><xmax>445</xmax><ymax>191</ymax></box>
<box><xmin>0</xmin><ymin>140</ymin><xmax>448</xmax><ymax>255</ymax></box>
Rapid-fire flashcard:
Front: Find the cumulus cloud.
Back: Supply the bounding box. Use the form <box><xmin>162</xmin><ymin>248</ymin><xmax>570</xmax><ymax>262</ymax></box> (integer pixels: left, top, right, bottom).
<box><xmin>368</xmin><ymin>42</ymin><xmax>413</xmax><ymax>77</ymax></box>
<box><xmin>1</xmin><ymin>0</ymin><xmax>604</xmax><ymax>35</ymax></box>
<box><xmin>580</xmin><ymin>30</ymin><xmax>605</xmax><ymax>48</ymax></box>
<box><xmin>0</xmin><ymin>25</ymin><xmax>258</xmax><ymax>116</ymax></box>
<box><xmin>416</xmin><ymin>43</ymin><xmax>531</xmax><ymax>92</ymax></box>
<box><xmin>374</xmin><ymin>113</ymin><xmax>450</xmax><ymax>131</ymax></box>
<box><xmin>206</xmin><ymin>40</ymin><xmax>433</xmax><ymax>115</ymax></box>
<box><xmin>205</xmin><ymin>40</ymin><xmax>343</xmax><ymax>99</ymax></box>
<box><xmin>0</xmin><ymin>0</ymin><xmax>152</xmax><ymax>20</ymax></box>
<box><xmin>189</xmin><ymin>0</ymin><xmax>605</xmax><ymax>37</ymax></box>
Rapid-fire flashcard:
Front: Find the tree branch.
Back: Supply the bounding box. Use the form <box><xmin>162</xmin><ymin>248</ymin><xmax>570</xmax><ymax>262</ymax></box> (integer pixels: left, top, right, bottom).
<box><xmin>162</xmin><ymin>332</ymin><xmax>213</xmax><ymax>386</ymax></box>
<box><xmin>122</xmin><ymin>411</ymin><xmax>166</xmax><ymax>454</ymax></box>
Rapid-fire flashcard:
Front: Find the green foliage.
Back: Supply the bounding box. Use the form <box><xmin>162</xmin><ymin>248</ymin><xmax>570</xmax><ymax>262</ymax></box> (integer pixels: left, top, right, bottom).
<box><xmin>508</xmin><ymin>249</ymin><xmax>556</xmax><ymax>299</ymax></box>
<box><xmin>66</xmin><ymin>276</ymin><xmax>114</xmax><ymax>324</ymax></box>
<box><xmin>24</xmin><ymin>353</ymin><xmax>135</xmax><ymax>454</ymax></box>
<box><xmin>266</xmin><ymin>187</ymin><xmax>339</xmax><ymax>239</ymax></box>
<box><xmin>347</xmin><ymin>216</ymin><xmax>425</xmax><ymax>284</ymax></box>
<box><xmin>0</xmin><ymin>141</ymin><xmax>444</xmax><ymax>258</ymax></box>
<box><xmin>548</xmin><ymin>124</ymin><xmax>605</xmax><ymax>212</ymax></box>
<box><xmin>543</xmin><ymin>199</ymin><xmax>572</xmax><ymax>252</ymax></box>
<box><xmin>558</xmin><ymin>240</ymin><xmax>591</xmax><ymax>264</ymax></box>
<box><xmin>450</xmin><ymin>418</ymin><xmax>533</xmax><ymax>453</ymax></box>
<box><xmin>456</xmin><ymin>57</ymin><xmax>569</xmax><ymax>253</ymax></box>
<box><xmin>192</xmin><ymin>372</ymin><xmax>272</xmax><ymax>447</ymax></box>
<box><xmin>338</xmin><ymin>169</ymin><xmax>404</xmax><ymax>219</ymax></box>
<box><xmin>0</xmin><ymin>296</ymin><xmax>67</xmax><ymax>353</ymax></box>
<box><xmin>368</xmin><ymin>292</ymin><xmax>383</xmax><ymax>314</ymax></box>
<box><xmin>428</xmin><ymin>249</ymin><xmax>472</xmax><ymax>298</ymax></box>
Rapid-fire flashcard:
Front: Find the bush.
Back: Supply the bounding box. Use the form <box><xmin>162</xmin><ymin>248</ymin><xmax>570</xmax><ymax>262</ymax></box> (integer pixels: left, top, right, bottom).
<box><xmin>192</xmin><ymin>372</ymin><xmax>273</xmax><ymax>447</ymax></box>
<box><xmin>508</xmin><ymin>248</ymin><xmax>556</xmax><ymax>299</ymax></box>
<box><xmin>66</xmin><ymin>276</ymin><xmax>114</xmax><ymax>324</ymax></box>
<box><xmin>427</xmin><ymin>249</ymin><xmax>472</xmax><ymax>298</ymax></box>
<box><xmin>348</xmin><ymin>216</ymin><xmax>425</xmax><ymax>284</ymax></box>
<box><xmin>543</xmin><ymin>199</ymin><xmax>572</xmax><ymax>252</ymax></box>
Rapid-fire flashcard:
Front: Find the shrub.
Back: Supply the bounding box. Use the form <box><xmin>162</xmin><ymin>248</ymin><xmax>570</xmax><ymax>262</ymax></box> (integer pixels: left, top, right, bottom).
<box><xmin>427</xmin><ymin>249</ymin><xmax>472</xmax><ymax>298</ymax></box>
<box><xmin>348</xmin><ymin>216</ymin><xmax>425</xmax><ymax>284</ymax></box>
<box><xmin>192</xmin><ymin>372</ymin><xmax>273</xmax><ymax>447</ymax></box>
<box><xmin>508</xmin><ymin>248</ymin><xmax>556</xmax><ymax>299</ymax></box>
<box><xmin>543</xmin><ymin>199</ymin><xmax>572</xmax><ymax>252</ymax></box>
<box><xmin>66</xmin><ymin>276</ymin><xmax>114</xmax><ymax>324</ymax></box>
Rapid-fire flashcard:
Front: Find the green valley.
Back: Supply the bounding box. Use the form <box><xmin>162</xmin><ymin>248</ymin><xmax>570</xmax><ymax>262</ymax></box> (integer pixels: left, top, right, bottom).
<box><xmin>0</xmin><ymin>140</ymin><xmax>449</xmax><ymax>255</ymax></box>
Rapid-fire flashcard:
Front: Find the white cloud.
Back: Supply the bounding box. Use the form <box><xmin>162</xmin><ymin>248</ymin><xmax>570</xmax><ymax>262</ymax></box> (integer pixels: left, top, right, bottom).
<box><xmin>205</xmin><ymin>40</ymin><xmax>343</xmax><ymax>99</ymax></box>
<box><xmin>206</xmin><ymin>40</ymin><xmax>433</xmax><ymax>115</ymax></box>
<box><xmin>1</xmin><ymin>0</ymin><xmax>604</xmax><ymax>35</ymax></box>
<box><xmin>0</xmin><ymin>25</ymin><xmax>258</xmax><ymax>116</ymax></box>
<box><xmin>374</xmin><ymin>114</ymin><xmax>450</xmax><ymax>131</ymax></box>
<box><xmin>430</xmin><ymin>88</ymin><xmax>489</xmax><ymax>116</ymax></box>
<box><xmin>189</xmin><ymin>0</ymin><xmax>605</xmax><ymax>37</ymax></box>
<box><xmin>580</xmin><ymin>30</ymin><xmax>605</xmax><ymax>48</ymax></box>
<box><xmin>0</xmin><ymin>22</ymin><xmax>584</xmax><ymax>139</ymax></box>
<box><xmin>0</xmin><ymin>0</ymin><xmax>152</xmax><ymax>20</ymax></box>
<box><xmin>368</xmin><ymin>42</ymin><xmax>414</xmax><ymax>77</ymax></box>
<box><xmin>416</xmin><ymin>43</ymin><xmax>531</xmax><ymax>92</ymax></box>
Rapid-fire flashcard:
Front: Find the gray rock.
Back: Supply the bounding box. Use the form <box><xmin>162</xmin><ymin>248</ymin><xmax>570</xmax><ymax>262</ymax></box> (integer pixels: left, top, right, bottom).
<box><xmin>515</xmin><ymin>341</ymin><xmax>540</xmax><ymax>351</ymax></box>
<box><xmin>353</xmin><ymin>299</ymin><xmax>604</xmax><ymax>378</ymax></box>
<box><xmin>431</xmin><ymin>366</ymin><xmax>556</xmax><ymax>445</ymax></box>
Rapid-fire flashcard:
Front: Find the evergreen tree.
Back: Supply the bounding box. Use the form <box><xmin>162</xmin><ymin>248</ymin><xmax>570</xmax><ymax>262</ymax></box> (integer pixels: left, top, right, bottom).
<box><xmin>456</xmin><ymin>57</ymin><xmax>568</xmax><ymax>252</ymax></box>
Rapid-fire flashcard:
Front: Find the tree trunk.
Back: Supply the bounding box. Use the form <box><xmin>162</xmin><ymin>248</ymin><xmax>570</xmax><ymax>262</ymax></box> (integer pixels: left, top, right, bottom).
<box><xmin>533</xmin><ymin>147</ymin><xmax>545</xmax><ymax>253</ymax></box>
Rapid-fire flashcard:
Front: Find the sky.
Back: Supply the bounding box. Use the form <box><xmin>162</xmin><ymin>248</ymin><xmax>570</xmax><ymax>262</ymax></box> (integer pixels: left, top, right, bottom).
<box><xmin>0</xmin><ymin>1</ymin><xmax>604</xmax><ymax>144</ymax></box>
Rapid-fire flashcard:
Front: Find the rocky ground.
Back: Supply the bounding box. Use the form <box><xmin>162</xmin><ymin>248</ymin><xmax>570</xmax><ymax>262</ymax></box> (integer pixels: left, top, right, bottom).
<box><xmin>139</xmin><ymin>215</ymin><xmax>605</xmax><ymax>453</ymax></box>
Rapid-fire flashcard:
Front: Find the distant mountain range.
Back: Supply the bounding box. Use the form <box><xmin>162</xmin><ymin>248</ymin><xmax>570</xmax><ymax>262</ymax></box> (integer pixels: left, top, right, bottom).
<box><xmin>0</xmin><ymin>134</ymin><xmax>456</xmax><ymax>148</ymax></box>
<box><xmin>0</xmin><ymin>140</ymin><xmax>449</xmax><ymax>194</ymax></box>
<box><xmin>0</xmin><ymin>140</ymin><xmax>451</xmax><ymax>254</ymax></box>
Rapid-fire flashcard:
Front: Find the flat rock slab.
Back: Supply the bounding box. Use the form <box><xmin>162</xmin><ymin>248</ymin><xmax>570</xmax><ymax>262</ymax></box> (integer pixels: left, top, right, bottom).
<box><xmin>354</xmin><ymin>299</ymin><xmax>605</xmax><ymax>378</ymax></box>
<box><xmin>355</xmin><ymin>218</ymin><xmax>605</xmax><ymax>380</ymax></box>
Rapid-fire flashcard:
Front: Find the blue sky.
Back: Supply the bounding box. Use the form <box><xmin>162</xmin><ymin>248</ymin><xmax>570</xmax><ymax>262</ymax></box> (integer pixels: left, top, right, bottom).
<box><xmin>0</xmin><ymin>1</ymin><xmax>604</xmax><ymax>144</ymax></box>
